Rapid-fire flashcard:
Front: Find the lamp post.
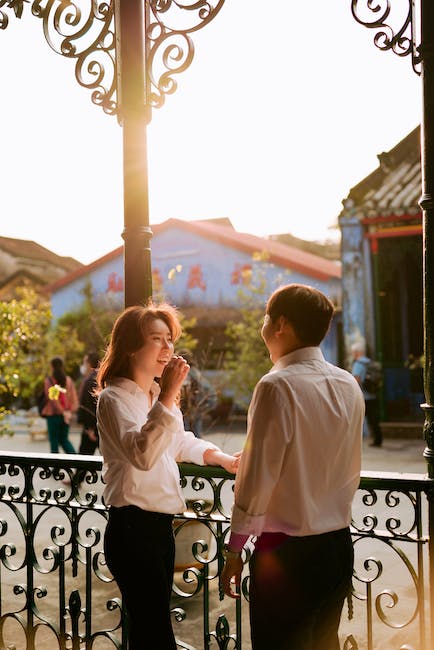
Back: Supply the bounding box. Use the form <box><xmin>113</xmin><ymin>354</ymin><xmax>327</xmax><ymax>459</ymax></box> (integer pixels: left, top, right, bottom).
<box><xmin>0</xmin><ymin>0</ymin><xmax>225</xmax><ymax>307</ymax></box>
<box><xmin>115</xmin><ymin>0</ymin><xmax>153</xmax><ymax>306</ymax></box>
<box><xmin>351</xmin><ymin>1</ymin><xmax>434</xmax><ymax>645</ymax></box>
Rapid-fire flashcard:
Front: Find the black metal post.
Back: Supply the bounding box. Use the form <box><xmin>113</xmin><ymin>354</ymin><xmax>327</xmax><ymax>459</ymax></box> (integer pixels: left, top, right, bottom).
<box><xmin>115</xmin><ymin>0</ymin><xmax>153</xmax><ymax>308</ymax></box>
<box><xmin>419</xmin><ymin>1</ymin><xmax>434</xmax><ymax>647</ymax></box>
<box><xmin>420</xmin><ymin>0</ymin><xmax>434</xmax><ymax>478</ymax></box>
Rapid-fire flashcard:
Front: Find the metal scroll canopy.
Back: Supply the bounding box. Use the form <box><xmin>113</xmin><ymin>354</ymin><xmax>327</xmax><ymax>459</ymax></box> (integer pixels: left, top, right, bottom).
<box><xmin>0</xmin><ymin>0</ymin><xmax>225</xmax><ymax>122</ymax></box>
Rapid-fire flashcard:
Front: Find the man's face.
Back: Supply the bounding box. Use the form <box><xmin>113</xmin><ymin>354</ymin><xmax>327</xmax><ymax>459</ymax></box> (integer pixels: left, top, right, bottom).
<box><xmin>261</xmin><ymin>313</ymin><xmax>279</xmax><ymax>359</ymax></box>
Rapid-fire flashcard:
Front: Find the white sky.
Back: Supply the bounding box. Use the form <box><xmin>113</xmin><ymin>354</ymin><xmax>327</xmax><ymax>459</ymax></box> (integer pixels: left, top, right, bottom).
<box><xmin>0</xmin><ymin>1</ymin><xmax>421</xmax><ymax>265</ymax></box>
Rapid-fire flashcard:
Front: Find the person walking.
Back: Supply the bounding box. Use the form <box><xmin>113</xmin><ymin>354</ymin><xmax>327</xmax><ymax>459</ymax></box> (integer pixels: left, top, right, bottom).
<box><xmin>41</xmin><ymin>356</ymin><xmax>78</xmax><ymax>454</ymax></box>
<box><xmin>96</xmin><ymin>303</ymin><xmax>240</xmax><ymax>650</ymax></box>
<box><xmin>221</xmin><ymin>284</ymin><xmax>364</xmax><ymax>650</ymax></box>
<box><xmin>179</xmin><ymin>350</ymin><xmax>217</xmax><ymax>438</ymax></box>
<box><xmin>351</xmin><ymin>342</ymin><xmax>382</xmax><ymax>447</ymax></box>
<box><xmin>77</xmin><ymin>351</ymin><xmax>100</xmax><ymax>456</ymax></box>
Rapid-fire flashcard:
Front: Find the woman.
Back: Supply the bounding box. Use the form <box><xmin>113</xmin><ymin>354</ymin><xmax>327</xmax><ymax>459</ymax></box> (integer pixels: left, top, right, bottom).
<box><xmin>42</xmin><ymin>356</ymin><xmax>78</xmax><ymax>454</ymax></box>
<box><xmin>97</xmin><ymin>303</ymin><xmax>239</xmax><ymax>649</ymax></box>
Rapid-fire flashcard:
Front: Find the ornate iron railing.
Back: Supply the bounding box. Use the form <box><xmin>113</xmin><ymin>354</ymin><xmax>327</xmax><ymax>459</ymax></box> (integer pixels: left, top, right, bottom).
<box><xmin>0</xmin><ymin>451</ymin><xmax>431</xmax><ymax>649</ymax></box>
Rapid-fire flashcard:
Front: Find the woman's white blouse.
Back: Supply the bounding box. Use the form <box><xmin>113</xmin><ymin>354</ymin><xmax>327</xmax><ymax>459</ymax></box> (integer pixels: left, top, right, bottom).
<box><xmin>97</xmin><ymin>377</ymin><xmax>217</xmax><ymax>514</ymax></box>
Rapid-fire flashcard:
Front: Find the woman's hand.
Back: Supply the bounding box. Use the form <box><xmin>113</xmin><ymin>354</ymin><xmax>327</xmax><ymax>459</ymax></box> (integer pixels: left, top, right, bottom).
<box><xmin>159</xmin><ymin>356</ymin><xmax>190</xmax><ymax>409</ymax></box>
<box><xmin>203</xmin><ymin>449</ymin><xmax>242</xmax><ymax>474</ymax></box>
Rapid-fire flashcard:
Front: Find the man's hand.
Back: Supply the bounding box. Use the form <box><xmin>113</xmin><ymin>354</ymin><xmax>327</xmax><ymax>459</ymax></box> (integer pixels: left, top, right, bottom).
<box><xmin>221</xmin><ymin>553</ymin><xmax>243</xmax><ymax>599</ymax></box>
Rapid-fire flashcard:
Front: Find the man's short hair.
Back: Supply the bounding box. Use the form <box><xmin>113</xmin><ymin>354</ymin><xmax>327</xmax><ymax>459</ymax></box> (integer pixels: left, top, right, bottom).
<box><xmin>266</xmin><ymin>284</ymin><xmax>335</xmax><ymax>346</ymax></box>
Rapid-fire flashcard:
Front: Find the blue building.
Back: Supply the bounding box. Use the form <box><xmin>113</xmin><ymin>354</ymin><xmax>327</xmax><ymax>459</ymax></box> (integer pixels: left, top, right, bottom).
<box><xmin>48</xmin><ymin>218</ymin><xmax>342</xmax><ymax>365</ymax></box>
<box><xmin>339</xmin><ymin>127</ymin><xmax>423</xmax><ymax>420</ymax></box>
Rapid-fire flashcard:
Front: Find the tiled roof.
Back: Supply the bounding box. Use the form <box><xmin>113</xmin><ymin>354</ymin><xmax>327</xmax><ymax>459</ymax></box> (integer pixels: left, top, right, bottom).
<box><xmin>47</xmin><ymin>218</ymin><xmax>341</xmax><ymax>294</ymax></box>
<box><xmin>184</xmin><ymin>220</ymin><xmax>341</xmax><ymax>280</ymax></box>
<box><xmin>0</xmin><ymin>236</ymin><xmax>82</xmax><ymax>272</ymax></box>
<box><xmin>340</xmin><ymin>126</ymin><xmax>421</xmax><ymax>219</ymax></box>
<box><xmin>0</xmin><ymin>269</ymin><xmax>45</xmax><ymax>291</ymax></box>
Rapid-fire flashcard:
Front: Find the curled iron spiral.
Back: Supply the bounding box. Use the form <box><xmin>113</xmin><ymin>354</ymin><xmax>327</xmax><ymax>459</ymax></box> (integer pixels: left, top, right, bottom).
<box><xmin>147</xmin><ymin>0</ymin><xmax>225</xmax><ymax>111</ymax></box>
<box><xmin>1</xmin><ymin>0</ymin><xmax>226</xmax><ymax>117</ymax></box>
<box><xmin>351</xmin><ymin>0</ymin><xmax>421</xmax><ymax>74</ymax></box>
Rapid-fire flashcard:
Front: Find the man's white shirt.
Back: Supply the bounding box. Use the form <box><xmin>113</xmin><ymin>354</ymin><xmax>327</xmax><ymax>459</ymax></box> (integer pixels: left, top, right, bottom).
<box><xmin>231</xmin><ymin>347</ymin><xmax>365</xmax><ymax>539</ymax></box>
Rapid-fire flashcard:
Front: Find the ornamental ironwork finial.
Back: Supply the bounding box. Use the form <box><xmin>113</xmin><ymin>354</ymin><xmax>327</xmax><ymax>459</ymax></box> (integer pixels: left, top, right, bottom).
<box><xmin>0</xmin><ymin>0</ymin><xmax>225</xmax><ymax>118</ymax></box>
<box><xmin>351</xmin><ymin>0</ymin><xmax>421</xmax><ymax>73</ymax></box>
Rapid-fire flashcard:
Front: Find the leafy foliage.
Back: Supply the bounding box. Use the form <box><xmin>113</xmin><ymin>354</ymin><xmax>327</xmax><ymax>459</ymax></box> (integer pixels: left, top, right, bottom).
<box><xmin>0</xmin><ymin>278</ymin><xmax>197</xmax><ymax>435</ymax></box>
<box><xmin>0</xmin><ymin>288</ymin><xmax>51</xmax><ymax>408</ymax></box>
<box><xmin>223</xmin><ymin>254</ymin><xmax>274</xmax><ymax>406</ymax></box>
<box><xmin>55</xmin><ymin>281</ymin><xmax>120</xmax><ymax>362</ymax></box>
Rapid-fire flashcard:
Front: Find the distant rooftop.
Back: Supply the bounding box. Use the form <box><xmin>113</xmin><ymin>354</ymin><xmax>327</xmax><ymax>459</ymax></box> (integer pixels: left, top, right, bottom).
<box><xmin>340</xmin><ymin>126</ymin><xmax>421</xmax><ymax>220</ymax></box>
<box><xmin>47</xmin><ymin>217</ymin><xmax>341</xmax><ymax>293</ymax></box>
<box><xmin>0</xmin><ymin>236</ymin><xmax>81</xmax><ymax>273</ymax></box>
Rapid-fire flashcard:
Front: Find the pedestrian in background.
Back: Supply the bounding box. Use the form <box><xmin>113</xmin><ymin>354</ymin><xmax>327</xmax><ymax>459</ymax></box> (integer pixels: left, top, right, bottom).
<box><xmin>97</xmin><ymin>303</ymin><xmax>240</xmax><ymax>649</ymax></box>
<box><xmin>41</xmin><ymin>356</ymin><xmax>78</xmax><ymax>454</ymax></box>
<box><xmin>179</xmin><ymin>349</ymin><xmax>217</xmax><ymax>438</ymax></box>
<box><xmin>222</xmin><ymin>284</ymin><xmax>364</xmax><ymax>650</ymax></box>
<box><xmin>77</xmin><ymin>351</ymin><xmax>100</xmax><ymax>456</ymax></box>
<box><xmin>351</xmin><ymin>341</ymin><xmax>382</xmax><ymax>447</ymax></box>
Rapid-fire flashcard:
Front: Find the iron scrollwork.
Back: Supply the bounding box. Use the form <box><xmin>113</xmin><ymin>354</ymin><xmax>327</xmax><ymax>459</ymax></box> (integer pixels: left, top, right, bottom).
<box><xmin>0</xmin><ymin>0</ymin><xmax>226</xmax><ymax>117</ymax></box>
<box><xmin>0</xmin><ymin>452</ymin><xmax>430</xmax><ymax>648</ymax></box>
<box><xmin>351</xmin><ymin>0</ymin><xmax>421</xmax><ymax>74</ymax></box>
<box><xmin>147</xmin><ymin>0</ymin><xmax>225</xmax><ymax>111</ymax></box>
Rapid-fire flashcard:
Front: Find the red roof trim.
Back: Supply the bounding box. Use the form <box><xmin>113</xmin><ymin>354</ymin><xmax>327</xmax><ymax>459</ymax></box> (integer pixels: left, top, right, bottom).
<box><xmin>47</xmin><ymin>218</ymin><xmax>340</xmax><ymax>294</ymax></box>
<box><xmin>166</xmin><ymin>219</ymin><xmax>340</xmax><ymax>281</ymax></box>
<box><xmin>361</xmin><ymin>213</ymin><xmax>422</xmax><ymax>226</ymax></box>
<box><xmin>45</xmin><ymin>246</ymin><xmax>123</xmax><ymax>292</ymax></box>
<box><xmin>365</xmin><ymin>226</ymin><xmax>422</xmax><ymax>239</ymax></box>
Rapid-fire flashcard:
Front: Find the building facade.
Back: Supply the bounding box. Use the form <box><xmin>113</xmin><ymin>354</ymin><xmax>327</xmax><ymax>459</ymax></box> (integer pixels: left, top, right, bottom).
<box><xmin>339</xmin><ymin>127</ymin><xmax>423</xmax><ymax>420</ymax></box>
<box><xmin>48</xmin><ymin>218</ymin><xmax>342</xmax><ymax>365</ymax></box>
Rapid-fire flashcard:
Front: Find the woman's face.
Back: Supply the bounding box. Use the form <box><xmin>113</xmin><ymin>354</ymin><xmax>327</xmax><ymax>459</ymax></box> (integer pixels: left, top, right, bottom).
<box><xmin>130</xmin><ymin>317</ymin><xmax>175</xmax><ymax>379</ymax></box>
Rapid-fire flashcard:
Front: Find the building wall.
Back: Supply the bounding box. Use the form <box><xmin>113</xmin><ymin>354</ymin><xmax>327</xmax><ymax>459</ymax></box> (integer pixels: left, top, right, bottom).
<box><xmin>52</xmin><ymin>227</ymin><xmax>340</xmax><ymax>318</ymax></box>
<box><xmin>339</xmin><ymin>212</ymin><xmax>369</xmax><ymax>361</ymax></box>
<box><xmin>50</xmin><ymin>227</ymin><xmax>342</xmax><ymax>366</ymax></box>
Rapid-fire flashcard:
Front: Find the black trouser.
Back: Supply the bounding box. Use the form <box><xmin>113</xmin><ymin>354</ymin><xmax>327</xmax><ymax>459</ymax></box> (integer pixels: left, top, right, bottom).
<box><xmin>249</xmin><ymin>527</ymin><xmax>353</xmax><ymax>650</ymax></box>
<box><xmin>104</xmin><ymin>505</ymin><xmax>176</xmax><ymax>650</ymax></box>
<box><xmin>365</xmin><ymin>398</ymin><xmax>382</xmax><ymax>445</ymax></box>
<box><xmin>78</xmin><ymin>428</ymin><xmax>99</xmax><ymax>455</ymax></box>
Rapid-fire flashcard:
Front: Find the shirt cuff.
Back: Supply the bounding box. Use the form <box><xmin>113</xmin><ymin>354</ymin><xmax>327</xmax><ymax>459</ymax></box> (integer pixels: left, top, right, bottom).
<box><xmin>187</xmin><ymin>441</ymin><xmax>219</xmax><ymax>466</ymax></box>
<box><xmin>231</xmin><ymin>503</ymin><xmax>266</xmax><ymax>537</ymax></box>
<box><xmin>227</xmin><ymin>531</ymin><xmax>249</xmax><ymax>552</ymax></box>
<box><xmin>146</xmin><ymin>400</ymin><xmax>179</xmax><ymax>431</ymax></box>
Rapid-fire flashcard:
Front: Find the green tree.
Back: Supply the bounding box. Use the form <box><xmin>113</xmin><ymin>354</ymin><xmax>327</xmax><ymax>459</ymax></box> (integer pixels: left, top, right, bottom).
<box><xmin>223</xmin><ymin>251</ymin><xmax>296</xmax><ymax>407</ymax></box>
<box><xmin>54</xmin><ymin>281</ymin><xmax>121</xmax><ymax>364</ymax></box>
<box><xmin>0</xmin><ymin>288</ymin><xmax>52</xmax><ymax>432</ymax></box>
<box><xmin>223</xmin><ymin>254</ymin><xmax>274</xmax><ymax>407</ymax></box>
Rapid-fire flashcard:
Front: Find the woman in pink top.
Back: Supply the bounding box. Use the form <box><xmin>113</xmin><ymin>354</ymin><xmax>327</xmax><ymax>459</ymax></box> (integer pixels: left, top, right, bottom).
<box><xmin>42</xmin><ymin>356</ymin><xmax>78</xmax><ymax>454</ymax></box>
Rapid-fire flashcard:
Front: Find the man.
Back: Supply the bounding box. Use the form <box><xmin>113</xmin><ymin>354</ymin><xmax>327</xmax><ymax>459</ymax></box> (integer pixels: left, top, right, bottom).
<box><xmin>351</xmin><ymin>342</ymin><xmax>382</xmax><ymax>447</ymax></box>
<box><xmin>77</xmin><ymin>351</ymin><xmax>100</xmax><ymax>456</ymax></box>
<box><xmin>221</xmin><ymin>284</ymin><xmax>364</xmax><ymax>650</ymax></box>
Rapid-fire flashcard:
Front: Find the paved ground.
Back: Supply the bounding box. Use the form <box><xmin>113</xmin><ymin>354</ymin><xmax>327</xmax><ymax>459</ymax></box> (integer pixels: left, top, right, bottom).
<box><xmin>1</xmin><ymin>418</ymin><xmax>428</xmax><ymax>474</ymax></box>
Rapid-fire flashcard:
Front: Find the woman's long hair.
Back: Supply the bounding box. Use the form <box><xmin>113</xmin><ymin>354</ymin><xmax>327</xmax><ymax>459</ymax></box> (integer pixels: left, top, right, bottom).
<box><xmin>50</xmin><ymin>357</ymin><xmax>67</xmax><ymax>388</ymax></box>
<box><xmin>97</xmin><ymin>303</ymin><xmax>182</xmax><ymax>391</ymax></box>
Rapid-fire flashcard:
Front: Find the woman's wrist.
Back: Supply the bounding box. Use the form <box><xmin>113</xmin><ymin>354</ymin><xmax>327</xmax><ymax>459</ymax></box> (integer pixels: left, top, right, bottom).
<box><xmin>203</xmin><ymin>448</ymin><xmax>225</xmax><ymax>466</ymax></box>
<box><xmin>158</xmin><ymin>391</ymin><xmax>176</xmax><ymax>409</ymax></box>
